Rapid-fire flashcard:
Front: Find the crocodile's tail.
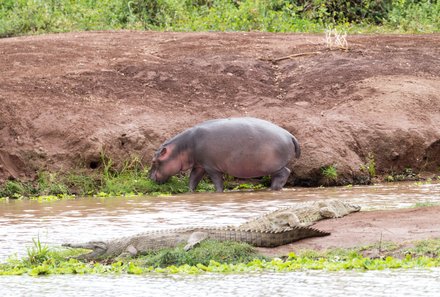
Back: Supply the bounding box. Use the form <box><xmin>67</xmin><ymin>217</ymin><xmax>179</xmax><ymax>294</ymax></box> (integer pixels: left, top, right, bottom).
<box><xmin>259</xmin><ymin>226</ymin><xmax>329</xmax><ymax>248</ymax></box>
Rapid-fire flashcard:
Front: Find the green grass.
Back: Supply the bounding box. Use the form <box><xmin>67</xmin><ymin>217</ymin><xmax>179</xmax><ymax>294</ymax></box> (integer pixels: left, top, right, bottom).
<box><xmin>360</xmin><ymin>153</ymin><xmax>376</xmax><ymax>178</ymax></box>
<box><xmin>25</xmin><ymin>236</ymin><xmax>51</xmax><ymax>266</ymax></box>
<box><xmin>134</xmin><ymin>240</ymin><xmax>267</xmax><ymax>268</ymax></box>
<box><xmin>321</xmin><ymin>165</ymin><xmax>338</xmax><ymax>181</ymax></box>
<box><xmin>1</xmin><ymin>238</ymin><xmax>440</xmax><ymax>276</ymax></box>
<box><xmin>0</xmin><ymin>151</ymin><xmax>276</xmax><ymax>199</ymax></box>
<box><xmin>0</xmin><ymin>171</ymin><xmax>214</xmax><ymax>200</ymax></box>
<box><xmin>0</xmin><ymin>152</ymin><xmax>218</xmax><ymax>199</ymax></box>
<box><xmin>412</xmin><ymin>202</ymin><xmax>440</xmax><ymax>208</ymax></box>
<box><xmin>1</xmin><ymin>0</ymin><xmax>439</xmax><ymax>38</ymax></box>
<box><xmin>384</xmin><ymin>168</ymin><xmax>421</xmax><ymax>183</ymax></box>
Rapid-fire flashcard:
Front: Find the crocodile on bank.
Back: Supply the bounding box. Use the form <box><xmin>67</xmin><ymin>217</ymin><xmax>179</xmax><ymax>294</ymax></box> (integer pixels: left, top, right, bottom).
<box><xmin>238</xmin><ymin>199</ymin><xmax>361</xmax><ymax>231</ymax></box>
<box><xmin>62</xmin><ymin>225</ymin><xmax>329</xmax><ymax>261</ymax></box>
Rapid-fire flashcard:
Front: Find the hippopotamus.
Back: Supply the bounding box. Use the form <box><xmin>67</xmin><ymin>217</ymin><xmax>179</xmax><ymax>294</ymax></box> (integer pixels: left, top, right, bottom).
<box><xmin>149</xmin><ymin>117</ymin><xmax>301</xmax><ymax>192</ymax></box>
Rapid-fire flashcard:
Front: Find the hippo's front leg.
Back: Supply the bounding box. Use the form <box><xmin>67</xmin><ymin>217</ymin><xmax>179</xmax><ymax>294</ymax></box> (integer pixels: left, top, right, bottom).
<box><xmin>270</xmin><ymin>167</ymin><xmax>291</xmax><ymax>190</ymax></box>
<box><xmin>189</xmin><ymin>167</ymin><xmax>206</xmax><ymax>192</ymax></box>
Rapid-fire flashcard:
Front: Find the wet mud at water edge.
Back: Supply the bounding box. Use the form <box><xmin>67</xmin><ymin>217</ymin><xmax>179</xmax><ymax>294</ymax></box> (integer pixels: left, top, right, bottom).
<box><xmin>1</xmin><ymin>182</ymin><xmax>440</xmax><ymax>261</ymax></box>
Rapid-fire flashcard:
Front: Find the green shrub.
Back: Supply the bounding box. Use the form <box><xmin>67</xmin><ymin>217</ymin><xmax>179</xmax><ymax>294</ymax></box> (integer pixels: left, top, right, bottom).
<box><xmin>0</xmin><ymin>180</ymin><xmax>35</xmax><ymax>198</ymax></box>
<box><xmin>386</xmin><ymin>0</ymin><xmax>440</xmax><ymax>32</ymax></box>
<box><xmin>1</xmin><ymin>0</ymin><xmax>439</xmax><ymax>37</ymax></box>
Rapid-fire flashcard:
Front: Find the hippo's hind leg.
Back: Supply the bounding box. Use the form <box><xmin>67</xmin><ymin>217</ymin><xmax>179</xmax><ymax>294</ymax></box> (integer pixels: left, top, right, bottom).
<box><xmin>206</xmin><ymin>169</ymin><xmax>224</xmax><ymax>192</ymax></box>
<box><xmin>270</xmin><ymin>167</ymin><xmax>291</xmax><ymax>190</ymax></box>
<box><xmin>189</xmin><ymin>167</ymin><xmax>206</xmax><ymax>192</ymax></box>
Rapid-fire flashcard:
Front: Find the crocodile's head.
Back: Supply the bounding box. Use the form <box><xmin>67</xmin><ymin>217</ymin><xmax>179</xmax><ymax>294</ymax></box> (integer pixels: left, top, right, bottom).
<box><xmin>318</xmin><ymin>200</ymin><xmax>361</xmax><ymax>218</ymax></box>
<box><xmin>346</xmin><ymin>202</ymin><xmax>361</xmax><ymax>212</ymax></box>
<box><xmin>62</xmin><ymin>241</ymin><xmax>108</xmax><ymax>260</ymax></box>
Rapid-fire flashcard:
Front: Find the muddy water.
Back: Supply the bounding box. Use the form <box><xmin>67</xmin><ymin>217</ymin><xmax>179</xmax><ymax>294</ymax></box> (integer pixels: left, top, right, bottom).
<box><xmin>1</xmin><ymin>182</ymin><xmax>440</xmax><ymax>296</ymax></box>
<box><xmin>2</xmin><ymin>269</ymin><xmax>440</xmax><ymax>297</ymax></box>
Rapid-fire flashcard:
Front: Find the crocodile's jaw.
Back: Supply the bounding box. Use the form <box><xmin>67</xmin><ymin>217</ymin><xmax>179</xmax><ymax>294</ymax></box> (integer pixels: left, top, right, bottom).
<box><xmin>63</xmin><ymin>241</ymin><xmax>108</xmax><ymax>260</ymax></box>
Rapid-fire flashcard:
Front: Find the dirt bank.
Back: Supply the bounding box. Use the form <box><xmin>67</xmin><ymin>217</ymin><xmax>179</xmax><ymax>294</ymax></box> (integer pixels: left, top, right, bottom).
<box><xmin>0</xmin><ymin>31</ymin><xmax>439</xmax><ymax>185</ymax></box>
<box><xmin>257</xmin><ymin>205</ymin><xmax>440</xmax><ymax>257</ymax></box>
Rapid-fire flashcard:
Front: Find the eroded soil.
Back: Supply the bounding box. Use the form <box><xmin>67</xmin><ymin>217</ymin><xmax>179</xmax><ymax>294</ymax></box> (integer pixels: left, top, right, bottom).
<box><xmin>1</xmin><ymin>31</ymin><xmax>439</xmax><ymax>185</ymax></box>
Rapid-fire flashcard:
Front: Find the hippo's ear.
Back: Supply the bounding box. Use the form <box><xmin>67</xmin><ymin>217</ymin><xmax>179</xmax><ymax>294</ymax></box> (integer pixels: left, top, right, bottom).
<box><xmin>158</xmin><ymin>147</ymin><xmax>168</xmax><ymax>160</ymax></box>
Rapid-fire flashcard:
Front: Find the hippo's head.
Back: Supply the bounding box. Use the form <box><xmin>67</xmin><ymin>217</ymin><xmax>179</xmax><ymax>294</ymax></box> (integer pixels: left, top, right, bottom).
<box><xmin>149</xmin><ymin>144</ymin><xmax>182</xmax><ymax>184</ymax></box>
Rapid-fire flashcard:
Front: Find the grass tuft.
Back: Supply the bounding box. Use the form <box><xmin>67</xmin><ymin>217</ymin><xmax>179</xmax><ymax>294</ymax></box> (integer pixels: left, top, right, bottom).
<box><xmin>321</xmin><ymin>165</ymin><xmax>338</xmax><ymax>181</ymax></box>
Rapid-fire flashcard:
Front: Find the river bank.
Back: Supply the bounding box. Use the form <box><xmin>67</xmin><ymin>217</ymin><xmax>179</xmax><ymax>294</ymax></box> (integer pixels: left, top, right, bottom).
<box><xmin>1</xmin><ymin>32</ymin><xmax>439</xmax><ymax>191</ymax></box>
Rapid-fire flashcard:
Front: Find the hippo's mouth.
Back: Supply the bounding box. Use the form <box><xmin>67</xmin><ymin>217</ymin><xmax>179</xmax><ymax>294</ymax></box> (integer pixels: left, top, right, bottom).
<box><xmin>150</xmin><ymin>173</ymin><xmax>169</xmax><ymax>184</ymax></box>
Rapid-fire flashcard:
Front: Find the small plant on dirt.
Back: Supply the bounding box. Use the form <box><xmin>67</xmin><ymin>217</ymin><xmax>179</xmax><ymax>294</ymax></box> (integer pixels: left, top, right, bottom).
<box><xmin>321</xmin><ymin>165</ymin><xmax>338</xmax><ymax>181</ymax></box>
<box><xmin>384</xmin><ymin>175</ymin><xmax>394</xmax><ymax>182</ymax></box>
<box><xmin>360</xmin><ymin>153</ymin><xmax>376</xmax><ymax>179</ymax></box>
<box><xmin>37</xmin><ymin>172</ymin><xmax>69</xmax><ymax>195</ymax></box>
<box><xmin>386</xmin><ymin>167</ymin><xmax>419</xmax><ymax>182</ymax></box>
<box><xmin>232</xmin><ymin>183</ymin><xmax>266</xmax><ymax>191</ymax></box>
<box><xmin>324</xmin><ymin>28</ymin><xmax>348</xmax><ymax>50</ymax></box>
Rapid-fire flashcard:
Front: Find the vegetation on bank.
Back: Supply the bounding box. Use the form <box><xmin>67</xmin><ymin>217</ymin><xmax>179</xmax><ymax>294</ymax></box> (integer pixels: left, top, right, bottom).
<box><xmin>1</xmin><ymin>0</ymin><xmax>439</xmax><ymax>38</ymax></box>
<box><xmin>0</xmin><ymin>154</ymin><xmax>273</xmax><ymax>199</ymax></box>
<box><xmin>0</xmin><ymin>164</ymin><xmax>209</xmax><ymax>200</ymax></box>
<box><xmin>1</xmin><ymin>238</ymin><xmax>439</xmax><ymax>276</ymax></box>
<box><xmin>0</xmin><ymin>158</ymin><xmax>438</xmax><ymax>200</ymax></box>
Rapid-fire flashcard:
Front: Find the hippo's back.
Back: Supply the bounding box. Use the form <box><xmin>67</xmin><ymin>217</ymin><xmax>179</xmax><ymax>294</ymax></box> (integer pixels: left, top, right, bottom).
<box><xmin>191</xmin><ymin>117</ymin><xmax>298</xmax><ymax>178</ymax></box>
<box><xmin>197</xmin><ymin>117</ymin><xmax>290</xmax><ymax>135</ymax></box>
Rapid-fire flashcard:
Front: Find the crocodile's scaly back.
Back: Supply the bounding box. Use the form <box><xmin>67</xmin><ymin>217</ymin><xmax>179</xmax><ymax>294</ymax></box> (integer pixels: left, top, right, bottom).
<box><xmin>239</xmin><ymin>199</ymin><xmax>361</xmax><ymax>230</ymax></box>
<box><xmin>203</xmin><ymin>226</ymin><xmax>329</xmax><ymax>248</ymax></box>
<box><xmin>63</xmin><ymin>226</ymin><xmax>330</xmax><ymax>260</ymax></box>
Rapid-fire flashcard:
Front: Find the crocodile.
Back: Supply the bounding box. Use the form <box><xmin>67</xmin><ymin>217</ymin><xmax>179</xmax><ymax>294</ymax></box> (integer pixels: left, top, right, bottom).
<box><xmin>62</xmin><ymin>225</ymin><xmax>329</xmax><ymax>261</ymax></box>
<box><xmin>238</xmin><ymin>199</ymin><xmax>361</xmax><ymax>231</ymax></box>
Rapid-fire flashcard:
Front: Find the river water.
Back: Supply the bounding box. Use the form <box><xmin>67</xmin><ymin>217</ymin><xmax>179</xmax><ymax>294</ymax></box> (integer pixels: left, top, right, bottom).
<box><xmin>1</xmin><ymin>182</ymin><xmax>440</xmax><ymax>296</ymax></box>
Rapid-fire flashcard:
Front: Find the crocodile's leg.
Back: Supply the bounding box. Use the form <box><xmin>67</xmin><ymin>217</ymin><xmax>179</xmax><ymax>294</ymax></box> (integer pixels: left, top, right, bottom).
<box><xmin>319</xmin><ymin>207</ymin><xmax>338</xmax><ymax>218</ymax></box>
<box><xmin>118</xmin><ymin>245</ymin><xmax>138</xmax><ymax>258</ymax></box>
<box><xmin>270</xmin><ymin>212</ymin><xmax>301</xmax><ymax>228</ymax></box>
<box><xmin>184</xmin><ymin>231</ymin><xmax>209</xmax><ymax>251</ymax></box>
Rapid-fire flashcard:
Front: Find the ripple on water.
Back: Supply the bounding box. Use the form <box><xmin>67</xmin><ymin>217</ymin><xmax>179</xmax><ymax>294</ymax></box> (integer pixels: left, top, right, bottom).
<box><xmin>1</xmin><ymin>269</ymin><xmax>440</xmax><ymax>297</ymax></box>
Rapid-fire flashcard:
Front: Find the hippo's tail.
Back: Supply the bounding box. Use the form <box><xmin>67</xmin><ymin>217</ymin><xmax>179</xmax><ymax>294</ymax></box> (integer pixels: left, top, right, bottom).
<box><xmin>291</xmin><ymin>136</ymin><xmax>301</xmax><ymax>158</ymax></box>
